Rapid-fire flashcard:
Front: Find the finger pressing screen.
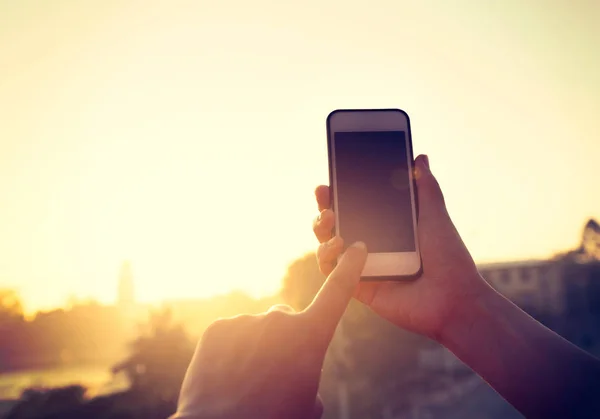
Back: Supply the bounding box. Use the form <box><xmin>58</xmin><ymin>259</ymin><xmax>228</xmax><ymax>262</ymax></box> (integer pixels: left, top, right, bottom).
<box><xmin>304</xmin><ymin>241</ymin><xmax>367</xmax><ymax>343</ymax></box>
<box><xmin>314</xmin><ymin>185</ymin><xmax>330</xmax><ymax>212</ymax></box>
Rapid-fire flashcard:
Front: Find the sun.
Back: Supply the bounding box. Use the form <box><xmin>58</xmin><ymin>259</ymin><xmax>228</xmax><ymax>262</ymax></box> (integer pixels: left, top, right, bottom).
<box><xmin>63</xmin><ymin>110</ymin><xmax>323</xmax><ymax>306</ymax></box>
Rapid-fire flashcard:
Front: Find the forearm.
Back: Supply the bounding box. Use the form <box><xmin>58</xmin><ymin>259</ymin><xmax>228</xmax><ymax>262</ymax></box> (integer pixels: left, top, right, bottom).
<box><xmin>441</xmin><ymin>279</ymin><xmax>600</xmax><ymax>419</ymax></box>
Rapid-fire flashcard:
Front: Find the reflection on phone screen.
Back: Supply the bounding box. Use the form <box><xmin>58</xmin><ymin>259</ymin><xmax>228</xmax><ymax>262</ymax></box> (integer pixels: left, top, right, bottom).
<box><xmin>333</xmin><ymin>131</ymin><xmax>415</xmax><ymax>253</ymax></box>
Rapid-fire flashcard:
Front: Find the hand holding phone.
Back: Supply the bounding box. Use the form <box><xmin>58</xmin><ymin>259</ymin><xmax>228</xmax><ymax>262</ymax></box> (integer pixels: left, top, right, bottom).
<box><xmin>315</xmin><ymin>148</ymin><xmax>484</xmax><ymax>339</ymax></box>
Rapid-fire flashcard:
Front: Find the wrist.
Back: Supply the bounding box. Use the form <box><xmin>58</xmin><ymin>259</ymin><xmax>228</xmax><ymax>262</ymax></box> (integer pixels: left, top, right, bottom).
<box><xmin>437</xmin><ymin>276</ymin><xmax>500</xmax><ymax>348</ymax></box>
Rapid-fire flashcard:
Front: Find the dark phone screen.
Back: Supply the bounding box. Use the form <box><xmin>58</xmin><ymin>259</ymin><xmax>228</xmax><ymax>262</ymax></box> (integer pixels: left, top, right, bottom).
<box><xmin>333</xmin><ymin>131</ymin><xmax>416</xmax><ymax>253</ymax></box>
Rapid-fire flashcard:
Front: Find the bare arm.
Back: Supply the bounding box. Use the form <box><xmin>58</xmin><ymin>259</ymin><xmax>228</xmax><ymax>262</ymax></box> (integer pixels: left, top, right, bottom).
<box><xmin>441</xmin><ymin>281</ymin><xmax>600</xmax><ymax>419</ymax></box>
<box><xmin>314</xmin><ymin>155</ymin><xmax>600</xmax><ymax>419</ymax></box>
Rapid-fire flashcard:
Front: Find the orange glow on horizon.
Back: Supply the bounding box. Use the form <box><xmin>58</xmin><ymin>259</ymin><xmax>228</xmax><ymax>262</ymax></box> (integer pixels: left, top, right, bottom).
<box><xmin>0</xmin><ymin>1</ymin><xmax>598</xmax><ymax>313</ymax></box>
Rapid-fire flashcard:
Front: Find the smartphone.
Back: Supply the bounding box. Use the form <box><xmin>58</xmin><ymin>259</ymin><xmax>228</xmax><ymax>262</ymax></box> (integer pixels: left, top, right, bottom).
<box><xmin>326</xmin><ymin>109</ymin><xmax>422</xmax><ymax>280</ymax></box>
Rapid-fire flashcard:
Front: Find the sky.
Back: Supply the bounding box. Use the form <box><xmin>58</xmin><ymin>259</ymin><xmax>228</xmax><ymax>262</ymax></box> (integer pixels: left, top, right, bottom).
<box><xmin>0</xmin><ymin>0</ymin><xmax>598</xmax><ymax>313</ymax></box>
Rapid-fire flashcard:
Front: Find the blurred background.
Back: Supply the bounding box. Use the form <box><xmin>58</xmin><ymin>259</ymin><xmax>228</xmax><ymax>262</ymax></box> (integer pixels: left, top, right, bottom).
<box><xmin>0</xmin><ymin>0</ymin><xmax>598</xmax><ymax>418</ymax></box>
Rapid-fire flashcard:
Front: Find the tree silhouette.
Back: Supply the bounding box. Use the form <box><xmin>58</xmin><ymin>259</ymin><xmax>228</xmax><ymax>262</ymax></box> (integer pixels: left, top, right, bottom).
<box><xmin>280</xmin><ymin>252</ymin><xmax>325</xmax><ymax>310</ymax></box>
<box><xmin>5</xmin><ymin>385</ymin><xmax>87</xmax><ymax>419</ymax></box>
<box><xmin>0</xmin><ymin>290</ymin><xmax>27</xmax><ymax>372</ymax></box>
<box><xmin>0</xmin><ymin>290</ymin><xmax>24</xmax><ymax>323</ymax></box>
<box><xmin>112</xmin><ymin>307</ymin><xmax>194</xmax><ymax>402</ymax></box>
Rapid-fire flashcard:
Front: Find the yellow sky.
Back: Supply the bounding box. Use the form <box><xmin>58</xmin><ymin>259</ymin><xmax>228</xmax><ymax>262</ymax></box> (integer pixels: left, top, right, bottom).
<box><xmin>1</xmin><ymin>0</ymin><xmax>598</xmax><ymax>313</ymax></box>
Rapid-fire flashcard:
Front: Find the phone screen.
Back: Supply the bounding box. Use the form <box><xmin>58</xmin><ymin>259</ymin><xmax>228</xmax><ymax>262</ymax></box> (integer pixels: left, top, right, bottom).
<box><xmin>333</xmin><ymin>130</ymin><xmax>416</xmax><ymax>253</ymax></box>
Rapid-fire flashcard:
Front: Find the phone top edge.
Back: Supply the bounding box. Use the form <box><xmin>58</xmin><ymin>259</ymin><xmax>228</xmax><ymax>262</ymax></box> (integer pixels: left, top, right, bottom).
<box><xmin>327</xmin><ymin>108</ymin><xmax>407</xmax><ymax>113</ymax></box>
<box><xmin>327</xmin><ymin>109</ymin><xmax>411</xmax><ymax>129</ymax></box>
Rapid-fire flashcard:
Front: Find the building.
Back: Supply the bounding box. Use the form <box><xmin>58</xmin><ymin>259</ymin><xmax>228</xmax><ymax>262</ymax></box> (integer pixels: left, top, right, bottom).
<box><xmin>477</xmin><ymin>219</ymin><xmax>600</xmax><ymax>352</ymax></box>
<box><xmin>115</xmin><ymin>261</ymin><xmax>149</xmax><ymax>326</ymax></box>
<box><xmin>581</xmin><ymin>219</ymin><xmax>600</xmax><ymax>261</ymax></box>
<box><xmin>117</xmin><ymin>261</ymin><xmax>135</xmax><ymax>308</ymax></box>
<box><xmin>478</xmin><ymin>218</ymin><xmax>600</xmax><ymax>321</ymax></box>
<box><xmin>478</xmin><ymin>259</ymin><xmax>565</xmax><ymax>316</ymax></box>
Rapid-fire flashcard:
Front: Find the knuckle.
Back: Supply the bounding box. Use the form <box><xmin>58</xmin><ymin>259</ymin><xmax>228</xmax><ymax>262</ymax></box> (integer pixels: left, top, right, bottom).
<box><xmin>265</xmin><ymin>309</ymin><xmax>291</xmax><ymax>323</ymax></box>
<box><xmin>264</xmin><ymin>309</ymin><xmax>303</xmax><ymax>333</ymax></box>
<box><xmin>317</xmin><ymin>243</ymin><xmax>327</xmax><ymax>259</ymax></box>
<box><xmin>317</xmin><ymin>210</ymin><xmax>331</xmax><ymax>227</ymax></box>
<box><xmin>267</xmin><ymin>304</ymin><xmax>295</xmax><ymax>314</ymax></box>
<box><xmin>318</xmin><ymin>239</ymin><xmax>342</xmax><ymax>262</ymax></box>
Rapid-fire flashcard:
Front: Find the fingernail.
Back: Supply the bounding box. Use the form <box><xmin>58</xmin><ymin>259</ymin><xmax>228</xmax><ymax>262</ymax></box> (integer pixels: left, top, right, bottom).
<box><xmin>422</xmin><ymin>155</ymin><xmax>430</xmax><ymax>170</ymax></box>
<box><xmin>350</xmin><ymin>241</ymin><xmax>367</xmax><ymax>250</ymax></box>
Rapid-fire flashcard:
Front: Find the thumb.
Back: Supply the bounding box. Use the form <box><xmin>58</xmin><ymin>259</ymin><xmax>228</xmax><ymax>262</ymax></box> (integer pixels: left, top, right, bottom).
<box><xmin>415</xmin><ymin>154</ymin><xmax>449</xmax><ymax>220</ymax></box>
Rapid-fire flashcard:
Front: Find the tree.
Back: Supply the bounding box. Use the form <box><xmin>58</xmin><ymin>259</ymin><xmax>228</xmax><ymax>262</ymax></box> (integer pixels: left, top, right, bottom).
<box><xmin>0</xmin><ymin>290</ymin><xmax>27</xmax><ymax>371</ymax></box>
<box><xmin>280</xmin><ymin>252</ymin><xmax>325</xmax><ymax>310</ymax></box>
<box><xmin>0</xmin><ymin>289</ymin><xmax>24</xmax><ymax>323</ymax></box>
<box><xmin>112</xmin><ymin>307</ymin><xmax>195</xmax><ymax>402</ymax></box>
<box><xmin>5</xmin><ymin>385</ymin><xmax>87</xmax><ymax>419</ymax></box>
